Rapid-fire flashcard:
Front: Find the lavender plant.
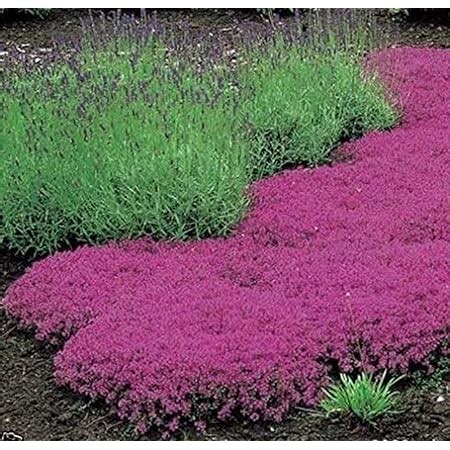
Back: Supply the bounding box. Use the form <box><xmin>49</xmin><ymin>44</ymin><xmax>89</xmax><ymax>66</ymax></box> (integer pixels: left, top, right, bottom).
<box><xmin>0</xmin><ymin>11</ymin><xmax>397</xmax><ymax>254</ymax></box>
<box><xmin>237</xmin><ymin>13</ymin><xmax>397</xmax><ymax>177</ymax></box>
<box><xmin>1</xmin><ymin>16</ymin><xmax>249</xmax><ymax>253</ymax></box>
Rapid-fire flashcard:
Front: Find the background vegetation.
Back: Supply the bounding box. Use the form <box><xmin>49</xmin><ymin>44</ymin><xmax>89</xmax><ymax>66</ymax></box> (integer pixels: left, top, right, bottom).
<box><xmin>0</xmin><ymin>11</ymin><xmax>397</xmax><ymax>254</ymax></box>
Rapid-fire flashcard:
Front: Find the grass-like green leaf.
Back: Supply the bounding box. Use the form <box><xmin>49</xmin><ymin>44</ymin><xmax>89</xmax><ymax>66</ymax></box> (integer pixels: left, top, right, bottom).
<box><xmin>320</xmin><ymin>370</ymin><xmax>404</xmax><ymax>423</ymax></box>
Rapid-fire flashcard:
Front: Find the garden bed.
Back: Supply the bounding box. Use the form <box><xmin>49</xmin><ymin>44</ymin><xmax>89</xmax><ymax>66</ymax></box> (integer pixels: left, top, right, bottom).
<box><xmin>0</xmin><ymin>8</ymin><xmax>449</xmax><ymax>52</ymax></box>
<box><xmin>1</xmin><ymin>9</ymin><xmax>449</xmax><ymax>441</ymax></box>
<box><xmin>0</xmin><ymin>254</ymin><xmax>449</xmax><ymax>440</ymax></box>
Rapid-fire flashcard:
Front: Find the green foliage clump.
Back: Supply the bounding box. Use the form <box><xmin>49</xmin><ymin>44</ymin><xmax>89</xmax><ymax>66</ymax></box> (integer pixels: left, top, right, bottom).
<box><xmin>0</xmin><ymin>40</ymin><xmax>248</xmax><ymax>253</ymax></box>
<box><xmin>412</xmin><ymin>353</ymin><xmax>450</xmax><ymax>392</ymax></box>
<box><xmin>256</xmin><ymin>8</ymin><xmax>295</xmax><ymax>19</ymax></box>
<box><xmin>0</xmin><ymin>13</ymin><xmax>398</xmax><ymax>255</ymax></box>
<box><xmin>320</xmin><ymin>370</ymin><xmax>403</xmax><ymax>423</ymax></box>
<box><xmin>239</xmin><ymin>35</ymin><xmax>397</xmax><ymax>177</ymax></box>
<box><xmin>0</xmin><ymin>8</ymin><xmax>50</xmax><ymax>18</ymax></box>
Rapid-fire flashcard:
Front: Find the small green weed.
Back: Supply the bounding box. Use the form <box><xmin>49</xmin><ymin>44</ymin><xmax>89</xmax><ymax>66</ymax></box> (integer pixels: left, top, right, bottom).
<box><xmin>412</xmin><ymin>354</ymin><xmax>450</xmax><ymax>392</ymax></box>
<box><xmin>320</xmin><ymin>370</ymin><xmax>404</xmax><ymax>423</ymax></box>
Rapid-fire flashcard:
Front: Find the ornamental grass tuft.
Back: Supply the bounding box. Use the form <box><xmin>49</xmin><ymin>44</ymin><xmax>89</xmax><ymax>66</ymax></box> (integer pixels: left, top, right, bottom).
<box><xmin>320</xmin><ymin>370</ymin><xmax>404</xmax><ymax>423</ymax></box>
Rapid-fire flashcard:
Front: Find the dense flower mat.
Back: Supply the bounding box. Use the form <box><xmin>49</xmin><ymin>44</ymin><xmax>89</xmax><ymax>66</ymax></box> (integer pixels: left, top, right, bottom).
<box><xmin>3</xmin><ymin>48</ymin><xmax>450</xmax><ymax>434</ymax></box>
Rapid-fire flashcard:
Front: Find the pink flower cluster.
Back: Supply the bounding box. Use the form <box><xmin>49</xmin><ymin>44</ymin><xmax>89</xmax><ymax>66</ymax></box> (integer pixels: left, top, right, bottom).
<box><xmin>3</xmin><ymin>48</ymin><xmax>450</xmax><ymax>435</ymax></box>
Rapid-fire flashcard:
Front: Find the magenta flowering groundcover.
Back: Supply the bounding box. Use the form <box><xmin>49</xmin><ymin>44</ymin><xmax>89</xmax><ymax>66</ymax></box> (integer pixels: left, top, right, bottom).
<box><xmin>3</xmin><ymin>48</ymin><xmax>450</xmax><ymax>435</ymax></box>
